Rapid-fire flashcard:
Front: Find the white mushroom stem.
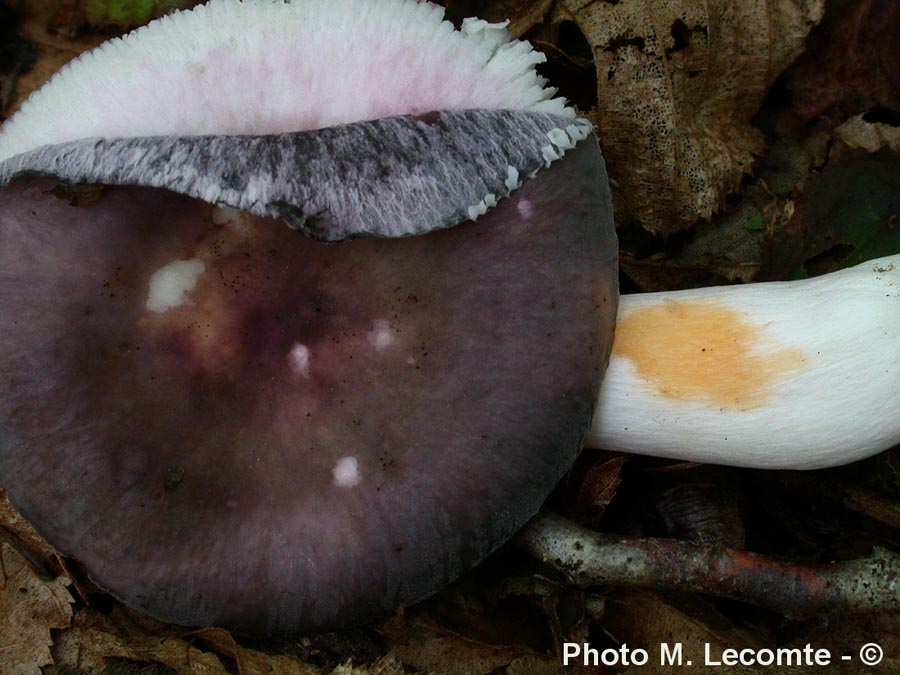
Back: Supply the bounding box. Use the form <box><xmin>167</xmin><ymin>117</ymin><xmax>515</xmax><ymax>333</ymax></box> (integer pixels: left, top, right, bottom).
<box><xmin>588</xmin><ymin>254</ymin><xmax>900</xmax><ymax>469</ymax></box>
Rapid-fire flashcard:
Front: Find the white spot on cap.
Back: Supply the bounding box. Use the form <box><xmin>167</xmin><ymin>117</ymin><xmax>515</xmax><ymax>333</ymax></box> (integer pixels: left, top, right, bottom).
<box><xmin>211</xmin><ymin>205</ymin><xmax>236</xmax><ymax>225</ymax></box>
<box><xmin>333</xmin><ymin>456</ymin><xmax>361</xmax><ymax>488</ymax></box>
<box><xmin>288</xmin><ymin>342</ymin><xmax>311</xmax><ymax>377</ymax></box>
<box><xmin>146</xmin><ymin>259</ymin><xmax>205</xmax><ymax>313</ymax></box>
<box><xmin>517</xmin><ymin>199</ymin><xmax>534</xmax><ymax>219</ymax></box>
<box><xmin>368</xmin><ymin>319</ymin><xmax>395</xmax><ymax>350</ymax></box>
<box><xmin>211</xmin><ymin>205</ymin><xmax>253</xmax><ymax>237</ymax></box>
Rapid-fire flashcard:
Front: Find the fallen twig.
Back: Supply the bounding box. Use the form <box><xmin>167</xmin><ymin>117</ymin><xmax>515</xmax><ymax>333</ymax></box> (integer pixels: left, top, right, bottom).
<box><xmin>842</xmin><ymin>484</ymin><xmax>900</xmax><ymax>530</ymax></box>
<box><xmin>516</xmin><ymin>511</ymin><xmax>900</xmax><ymax>617</ymax></box>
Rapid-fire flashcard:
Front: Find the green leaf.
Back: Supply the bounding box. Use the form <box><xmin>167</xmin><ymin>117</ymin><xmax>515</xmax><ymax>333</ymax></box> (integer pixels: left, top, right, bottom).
<box><xmin>742</xmin><ymin>211</ymin><xmax>765</xmax><ymax>231</ymax></box>
<box><xmin>84</xmin><ymin>0</ymin><xmax>196</xmax><ymax>28</ymax></box>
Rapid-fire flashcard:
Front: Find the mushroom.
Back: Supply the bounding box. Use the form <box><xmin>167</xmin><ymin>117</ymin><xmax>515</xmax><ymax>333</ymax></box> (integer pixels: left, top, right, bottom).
<box><xmin>0</xmin><ymin>0</ymin><xmax>897</xmax><ymax>637</ymax></box>
<box><xmin>589</xmin><ymin>254</ymin><xmax>900</xmax><ymax>469</ymax></box>
<box><xmin>0</xmin><ymin>0</ymin><xmax>616</xmax><ymax>635</ymax></box>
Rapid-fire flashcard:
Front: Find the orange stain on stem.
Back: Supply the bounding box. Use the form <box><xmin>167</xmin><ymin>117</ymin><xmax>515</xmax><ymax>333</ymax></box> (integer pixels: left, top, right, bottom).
<box><xmin>612</xmin><ymin>300</ymin><xmax>806</xmax><ymax>410</ymax></box>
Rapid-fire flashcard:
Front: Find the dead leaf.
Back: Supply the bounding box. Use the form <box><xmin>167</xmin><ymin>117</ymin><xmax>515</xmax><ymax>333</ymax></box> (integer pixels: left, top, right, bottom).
<box><xmin>842</xmin><ymin>485</ymin><xmax>900</xmax><ymax>531</ymax></box>
<box><xmin>52</xmin><ymin>608</ymin><xmax>401</xmax><ymax>675</ymax></box>
<box><xmin>188</xmin><ymin>628</ymin><xmax>321</xmax><ymax>675</ymax></box>
<box><xmin>82</xmin><ymin>1</ymin><xmax>202</xmax><ymax>29</ymax></box>
<box><xmin>0</xmin><ymin>4</ymin><xmax>38</xmax><ymax>117</ymax></box>
<box><xmin>4</xmin><ymin>0</ymin><xmax>108</xmax><ymax>116</ymax></box>
<box><xmin>759</xmin><ymin>148</ymin><xmax>900</xmax><ymax>279</ymax></box>
<box><xmin>51</xmin><ymin>182</ymin><xmax>107</xmax><ymax>206</ymax></box>
<box><xmin>329</xmin><ymin>658</ymin><xmax>408</xmax><ymax>675</ymax></box>
<box><xmin>615</xmin><ymin>193</ymin><xmax>772</xmax><ymax>292</ymax></box>
<box><xmin>445</xmin><ymin>0</ymin><xmax>555</xmax><ymax>38</ymax></box>
<box><xmin>382</xmin><ymin>606</ymin><xmax>565</xmax><ymax>675</ymax></box>
<box><xmin>655</xmin><ymin>468</ymin><xmax>745</xmax><ymax>548</ymax></box>
<box><xmin>835</xmin><ymin>113</ymin><xmax>900</xmax><ymax>154</ymax></box>
<box><xmin>555</xmin><ymin>0</ymin><xmax>824</xmax><ymax>235</ymax></box>
<box><xmin>619</xmin><ymin>240</ymin><xmax>761</xmax><ymax>292</ymax></box>
<box><xmin>389</xmin><ymin>636</ymin><xmax>562</xmax><ymax>675</ymax></box>
<box><xmin>570</xmin><ymin>454</ymin><xmax>627</xmax><ymax>525</ymax></box>
<box><xmin>502</xmin><ymin>0</ymin><xmax>556</xmax><ymax>39</ymax></box>
<box><xmin>783</xmin><ymin>613</ymin><xmax>900</xmax><ymax>675</ymax></box>
<box><xmin>0</xmin><ymin>543</ymin><xmax>74</xmax><ymax>675</ymax></box>
<box><xmin>785</xmin><ymin>0</ymin><xmax>900</xmax><ymax>126</ymax></box>
<box><xmin>617</xmin><ymin>131</ymin><xmax>836</xmax><ymax>291</ymax></box>
<box><xmin>236</xmin><ymin>649</ymin><xmax>321</xmax><ymax>675</ymax></box>
<box><xmin>52</xmin><ymin>625</ymin><xmax>231</xmax><ymax>675</ymax></box>
<box><xmin>52</xmin><ymin>609</ymin><xmax>331</xmax><ymax>675</ymax></box>
<box><xmin>602</xmin><ymin>591</ymin><xmax>767</xmax><ymax>675</ymax></box>
<box><xmin>495</xmin><ymin>575</ymin><xmax>593</xmax><ymax>649</ymax></box>
<box><xmin>0</xmin><ymin>487</ymin><xmax>58</xmax><ymax>567</ymax></box>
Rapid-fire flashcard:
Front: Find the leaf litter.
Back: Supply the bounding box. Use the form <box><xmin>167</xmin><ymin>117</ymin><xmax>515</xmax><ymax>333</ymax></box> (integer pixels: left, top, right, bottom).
<box><xmin>0</xmin><ymin>543</ymin><xmax>73</xmax><ymax>675</ymax></box>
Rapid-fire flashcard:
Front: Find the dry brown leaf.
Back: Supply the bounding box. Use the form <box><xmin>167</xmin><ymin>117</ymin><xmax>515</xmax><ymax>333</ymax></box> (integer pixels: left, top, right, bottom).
<box><xmin>570</xmin><ymin>454</ymin><xmax>627</xmax><ymax>525</ymax></box>
<box><xmin>555</xmin><ymin>0</ymin><xmax>824</xmax><ymax>235</ymax></box>
<box><xmin>188</xmin><ymin>627</ymin><xmax>320</xmax><ymax>675</ymax></box>
<box><xmin>602</xmin><ymin>591</ymin><xmax>767</xmax><ymax>675</ymax></box>
<box><xmin>52</xmin><ymin>625</ymin><xmax>231</xmax><ymax>675</ymax></box>
<box><xmin>328</xmin><ymin>657</ymin><xmax>408</xmax><ymax>675</ymax></box>
<box><xmin>784</xmin><ymin>0</ymin><xmax>900</xmax><ymax>125</ymax></box>
<box><xmin>617</xmin><ymin>131</ymin><xmax>828</xmax><ymax>291</ymax></box>
<box><xmin>834</xmin><ymin>114</ymin><xmax>900</xmax><ymax>154</ymax></box>
<box><xmin>784</xmin><ymin>613</ymin><xmax>900</xmax><ymax>675</ymax></box>
<box><xmin>54</xmin><ymin>613</ymin><xmax>324</xmax><ymax>675</ymax></box>
<box><xmin>759</xmin><ymin>148</ymin><xmax>900</xmax><ymax>280</ymax></box>
<box><xmin>488</xmin><ymin>0</ymin><xmax>555</xmax><ymax>39</ymax></box>
<box><xmin>0</xmin><ymin>543</ymin><xmax>74</xmax><ymax>675</ymax></box>
<box><xmin>619</xmin><ymin>249</ymin><xmax>760</xmax><ymax>291</ymax></box>
<box><xmin>384</xmin><ymin>611</ymin><xmax>564</xmax><ymax>675</ymax></box>
<box><xmin>52</xmin><ymin>610</ymin><xmax>401</xmax><ymax>675</ymax></box>
<box><xmin>236</xmin><ymin>649</ymin><xmax>320</xmax><ymax>675</ymax></box>
<box><xmin>390</xmin><ymin>637</ymin><xmax>562</xmax><ymax>675</ymax></box>
<box><xmin>0</xmin><ymin>487</ymin><xmax>58</xmax><ymax>566</ymax></box>
<box><xmin>446</xmin><ymin>0</ymin><xmax>556</xmax><ymax>38</ymax></box>
<box><xmin>4</xmin><ymin>0</ymin><xmax>108</xmax><ymax>117</ymax></box>
<box><xmin>654</xmin><ymin>468</ymin><xmax>745</xmax><ymax>548</ymax></box>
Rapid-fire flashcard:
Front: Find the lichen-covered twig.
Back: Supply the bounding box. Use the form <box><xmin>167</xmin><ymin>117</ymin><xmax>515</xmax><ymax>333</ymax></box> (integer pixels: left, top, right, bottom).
<box><xmin>516</xmin><ymin>512</ymin><xmax>900</xmax><ymax>617</ymax></box>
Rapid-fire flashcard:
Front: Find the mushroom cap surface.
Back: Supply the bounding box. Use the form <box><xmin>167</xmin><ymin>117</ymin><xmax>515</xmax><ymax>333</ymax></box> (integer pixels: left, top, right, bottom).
<box><xmin>0</xmin><ymin>0</ymin><xmax>618</xmax><ymax>635</ymax></box>
<box><xmin>0</xmin><ymin>137</ymin><xmax>616</xmax><ymax>634</ymax></box>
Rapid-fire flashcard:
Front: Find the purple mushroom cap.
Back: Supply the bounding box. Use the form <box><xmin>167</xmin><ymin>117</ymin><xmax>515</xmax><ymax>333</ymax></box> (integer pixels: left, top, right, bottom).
<box><xmin>0</xmin><ymin>0</ymin><xmax>617</xmax><ymax>635</ymax></box>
